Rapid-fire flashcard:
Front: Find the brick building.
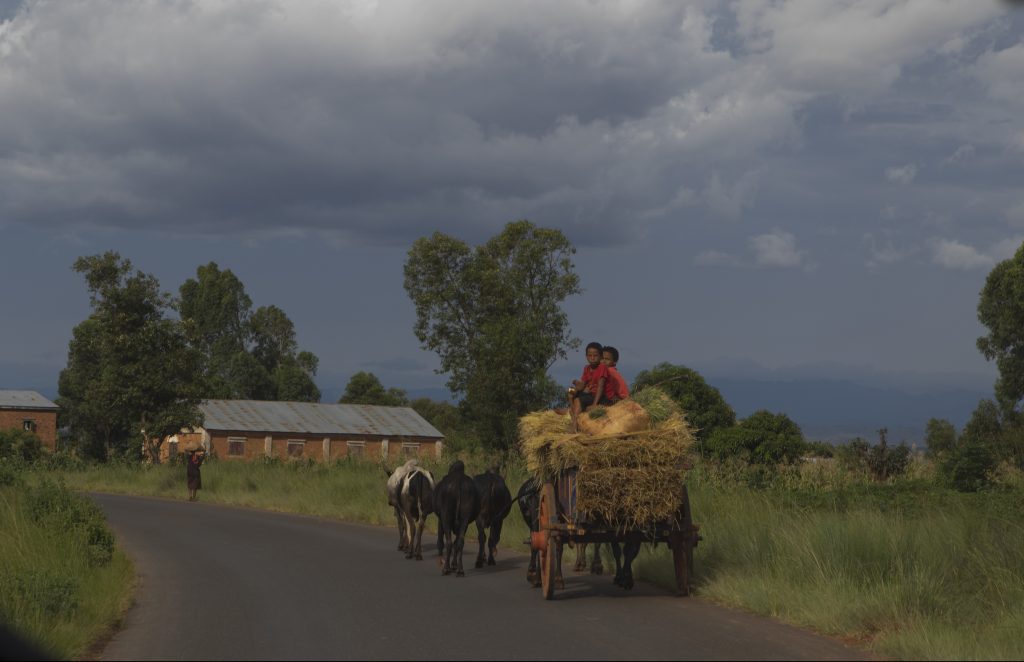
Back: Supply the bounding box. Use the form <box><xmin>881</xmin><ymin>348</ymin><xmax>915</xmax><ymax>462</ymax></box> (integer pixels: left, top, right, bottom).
<box><xmin>161</xmin><ymin>399</ymin><xmax>444</xmax><ymax>463</ymax></box>
<box><xmin>0</xmin><ymin>390</ymin><xmax>60</xmax><ymax>452</ymax></box>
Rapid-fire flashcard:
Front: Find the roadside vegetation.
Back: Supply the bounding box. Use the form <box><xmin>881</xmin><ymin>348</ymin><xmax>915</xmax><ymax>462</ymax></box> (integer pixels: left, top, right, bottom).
<box><xmin>0</xmin><ymin>457</ymin><xmax>133</xmax><ymax>659</ymax></box>
<box><xmin>11</xmin><ymin>226</ymin><xmax>1023</xmax><ymax>660</ymax></box>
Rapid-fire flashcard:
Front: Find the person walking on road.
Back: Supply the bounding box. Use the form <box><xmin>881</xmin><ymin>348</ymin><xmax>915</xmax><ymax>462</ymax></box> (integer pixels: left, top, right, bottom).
<box><xmin>186</xmin><ymin>446</ymin><xmax>206</xmax><ymax>502</ymax></box>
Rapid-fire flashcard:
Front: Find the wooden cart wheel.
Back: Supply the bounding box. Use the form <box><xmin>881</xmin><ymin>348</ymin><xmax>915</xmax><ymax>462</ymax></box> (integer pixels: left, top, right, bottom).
<box><xmin>539</xmin><ymin>482</ymin><xmax>558</xmax><ymax>600</ymax></box>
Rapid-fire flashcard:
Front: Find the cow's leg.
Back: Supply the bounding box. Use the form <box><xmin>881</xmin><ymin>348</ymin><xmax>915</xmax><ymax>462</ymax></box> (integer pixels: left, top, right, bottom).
<box><xmin>609</xmin><ymin>542</ymin><xmax>623</xmax><ymax>583</ymax></box>
<box><xmin>590</xmin><ymin>542</ymin><xmax>604</xmax><ymax>575</ymax></box>
<box><xmin>403</xmin><ymin>511</ymin><xmax>417</xmax><ymax>559</ymax></box>
<box><xmin>618</xmin><ymin>537</ymin><xmax>642</xmax><ymax>590</ymax></box>
<box><xmin>395</xmin><ymin>506</ymin><xmax>407</xmax><ymax>551</ymax></box>
<box><xmin>475</xmin><ymin>519</ymin><xmax>486</xmax><ymax>568</ymax></box>
<box><xmin>574</xmin><ymin>542</ymin><xmax>588</xmax><ymax>572</ymax></box>
<box><xmin>487</xmin><ymin>520</ymin><xmax>503</xmax><ymax>566</ymax></box>
<box><xmin>413</xmin><ymin>514</ymin><xmax>425</xmax><ymax>561</ymax></box>
<box><xmin>442</xmin><ymin>527</ymin><xmax>454</xmax><ymax>575</ymax></box>
<box><xmin>528</xmin><ymin>549</ymin><xmax>541</xmax><ymax>586</ymax></box>
<box><xmin>454</xmin><ymin>520</ymin><xmax>467</xmax><ymax>577</ymax></box>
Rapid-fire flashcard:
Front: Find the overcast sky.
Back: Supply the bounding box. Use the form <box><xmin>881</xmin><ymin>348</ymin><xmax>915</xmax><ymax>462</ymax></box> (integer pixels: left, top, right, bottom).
<box><xmin>1</xmin><ymin>0</ymin><xmax>1023</xmax><ymax>399</ymax></box>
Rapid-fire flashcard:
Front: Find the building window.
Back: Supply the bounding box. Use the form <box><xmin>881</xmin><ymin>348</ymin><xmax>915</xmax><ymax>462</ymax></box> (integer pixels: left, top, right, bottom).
<box><xmin>167</xmin><ymin>441</ymin><xmax>179</xmax><ymax>460</ymax></box>
<box><xmin>22</xmin><ymin>419</ymin><xmax>36</xmax><ymax>433</ymax></box>
<box><xmin>228</xmin><ymin>437</ymin><xmax>246</xmax><ymax>456</ymax></box>
<box><xmin>401</xmin><ymin>443</ymin><xmax>420</xmax><ymax>458</ymax></box>
<box><xmin>287</xmin><ymin>440</ymin><xmax>305</xmax><ymax>458</ymax></box>
<box><xmin>346</xmin><ymin>441</ymin><xmax>365</xmax><ymax>458</ymax></box>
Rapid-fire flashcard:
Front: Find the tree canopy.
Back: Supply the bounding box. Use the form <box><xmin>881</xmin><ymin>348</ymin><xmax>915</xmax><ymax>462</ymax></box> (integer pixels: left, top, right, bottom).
<box><xmin>338</xmin><ymin>372</ymin><xmax>408</xmax><ymax>407</ymax></box>
<box><xmin>705</xmin><ymin>410</ymin><xmax>805</xmax><ymax>465</ymax></box>
<box><xmin>176</xmin><ymin>263</ymin><xmax>321</xmax><ymax>402</ymax></box>
<box><xmin>977</xmin><ymin>240</ymin><xmax>1024</xmax><ymax>420</ymax></box>
<box><xmin>632</xmin><ymin>363</ymin><xmax>735</xmax><ymax>443</ymax></box>
<box><xmin>58</xmin><ymin>252</ymin><xmax>203</xmax><ymax>460</ymax></box>
<box><xmin>404</xmin><ymin>220</ymin><xmax>581</xmax><ymax>448</ymax></box>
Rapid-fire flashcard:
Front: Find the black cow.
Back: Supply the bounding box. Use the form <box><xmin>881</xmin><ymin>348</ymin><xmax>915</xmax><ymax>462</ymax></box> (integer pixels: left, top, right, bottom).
<box><xmin>516</xmin><ymin>477</ymin><xmax>564</xmax><ymax>589</ymax></box>
<box><xmin>433</xmin><ymin>460</ymin><xmax>481</xmax><ymax>577</ymax></box>
<box><xmin>473</xmin><ymin>469</ymin><xmax>512</xmax><ymax>568</ymax></box>
<box><xmin>613</xmin><ymin>535</ymin><xmax>644</xmax><ymax>590</ymax></box>
<box><xmin>398</xmin><ymin>467</ymin><xmax>435</xmax><ymax>560</ymax></box>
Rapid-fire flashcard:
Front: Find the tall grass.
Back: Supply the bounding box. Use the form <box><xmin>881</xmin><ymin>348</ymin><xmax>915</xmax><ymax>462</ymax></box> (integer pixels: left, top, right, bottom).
<box><xmin>0</xmin><ymin>479</ymin><xmax>133</xmax><ymax>659</ymax></box>
<box><xmin>39</xmin><ymin>455</ymin><xmax>1024</xmax><ymax>660</ymax></box>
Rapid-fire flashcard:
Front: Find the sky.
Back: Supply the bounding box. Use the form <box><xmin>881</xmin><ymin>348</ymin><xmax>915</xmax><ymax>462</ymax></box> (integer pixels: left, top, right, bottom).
<box><xmin>1</xmin><ymin>0</ymin><xmax>1023</xmax><ymax>406</ymax></box>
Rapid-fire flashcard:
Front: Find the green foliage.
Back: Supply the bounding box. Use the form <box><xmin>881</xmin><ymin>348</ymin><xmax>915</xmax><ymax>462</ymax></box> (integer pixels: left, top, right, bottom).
<box><xmin>924</xmin><ymin>418</ymin><xmax>957</xmax><ymax>459</ymax></box>
<box><xmin>976</xmin><ymin>240</ymin><xmax>1024</xmax><ymax>417</ymax></box>
<box><xmin>58</xmin><ymin>252</ymin><xmax>203</xmax><ymax>461</ymax></box>
<box><xmin>177</xmin><ymin>263</ymin><xmax>321</xmax><ymax>402</ymax></box>
<box><xmin>338</xmin><ymin>372</ymin><xmax>409</xmax><ymax>406</ymax></box>
<box><xmin>704</xmin><ymin>410</ymin><xmax>804</xmax><ymax>465</ymax></box>
<box><xmin>835</xmin><ymin>430</ymin><xmax>911</xmax><ymax>481</ymax></box>
<box><xmin>939</xmin><ymin>439</ymin><xmax>998</xmax><ymax>492</ymax></box>
<box><xmin>0</xmin><ymin>429</ymin><xmax>43</xmax><ymax>463</ymax></box>
<box><xmin>632</xmin><ymin>363</ymin><xmax>735</xmax><ymax>443</ymax></box>
<box><xmin>24</xmin><ymin>479</ymin><xmax>116</xmax><ymax>565</ymax></box>
<box><xmin>404</xmin><ymin>220</ymin><xmax>581</xmax><ymax>449</ymax></box>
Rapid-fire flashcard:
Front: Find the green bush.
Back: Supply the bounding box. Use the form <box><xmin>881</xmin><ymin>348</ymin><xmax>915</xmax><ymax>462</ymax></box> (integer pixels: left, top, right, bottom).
<box><xmin>939</xmin><ymin>440</ymin><xmax>998</xmax><ymax>492</ymax></box>
<box><xmin>0</xmin><ymin>572</ymin><xmax>79</xmax><ymax>617</ymax></box>
<box><xmin>836</xmin><ymin>432</ymin><xmax>910</xmax><ymax>481</ymax></box>
<box><xmin>0</xmin><ymin>429</ymin><xmax>43</xmax><ymax>463</ymax></box>
<box><xmin>705</xmin><ymin>410</ymin><xmax>805</xmax><ymax>465</ymax></box>
<box><xmin>24</xmin><ymin>479</ymin><xmax>115</xmax><ymax>565</ymax></box>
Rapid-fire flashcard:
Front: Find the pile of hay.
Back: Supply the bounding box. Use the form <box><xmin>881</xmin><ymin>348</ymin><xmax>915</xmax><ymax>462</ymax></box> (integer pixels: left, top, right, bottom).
<box><xmin>518</xmin><ymin>388</ymin><xmax>696</xmax><ymax>530</ymax></box>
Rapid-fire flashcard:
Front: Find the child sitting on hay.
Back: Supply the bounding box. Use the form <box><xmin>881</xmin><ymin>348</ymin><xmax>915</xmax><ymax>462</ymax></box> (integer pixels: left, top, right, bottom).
<box><xmin>569</xmin><ymin>341</ymin><xmax>613</xmax><ymax>431</ymax></box>
<box><xmin>601</xmin><ymin>345</ymin><xmax>630</xmax><ymax>403</ymax></box>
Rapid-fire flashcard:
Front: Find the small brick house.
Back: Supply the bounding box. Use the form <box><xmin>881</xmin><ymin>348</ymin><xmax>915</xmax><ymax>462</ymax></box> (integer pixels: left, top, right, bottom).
<box><xmin>161</xmin><ymin>399</ymin><xmax>444</xmax><ymax>463</ymax></box>
<box><xmin>0</xmin><ymin>390</ymin><xmax>60</xmax><ymax>452</ymax></box>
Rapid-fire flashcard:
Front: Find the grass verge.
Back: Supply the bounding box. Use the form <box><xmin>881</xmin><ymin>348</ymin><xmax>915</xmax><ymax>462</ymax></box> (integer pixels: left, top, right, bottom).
<box><xmin>0</xmin><ymin>476</ymin><xmax>134</xmax><ymax>659</ymax></box>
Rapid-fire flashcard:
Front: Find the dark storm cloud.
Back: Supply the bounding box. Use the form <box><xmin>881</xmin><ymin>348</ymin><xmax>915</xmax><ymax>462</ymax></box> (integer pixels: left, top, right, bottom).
<box><xmin>0</xmin><ymin>0</ymin><xmax>1021</xmax><ymax>261</ymax></box>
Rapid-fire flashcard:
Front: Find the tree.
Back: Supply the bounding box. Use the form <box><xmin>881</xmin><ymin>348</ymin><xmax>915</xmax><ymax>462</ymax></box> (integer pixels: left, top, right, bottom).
<box><xmin>704</xmin><ymin>410</ymin><xmax>805</xmax><ymax>465</ymax></box>
<box><xmin>924</xmin><ymin>418</ymin><xmax>957</xmax><ymax>459</ymax></box>
<box><xmin>338</xmin><ymin>372</ymin><xmax>409</xmax><ymax>406</ymax></box>
<box><xmin>404</xmin><ymin>220</ymin><xmax>581</xmax><ymax>449</ymax></box>
<box><xmin>0</xmin><ymin>429</ymin><xmax>43</xmax><ymax>463</ymax></box>
<box><xmin>58</xmin><ymin>252</ymin><xmax>203</xmax><ymax>461</ymax></box>
<box><xmin>632</xmin><ymin>363</ymin><xmax>735</xmax><ymax>444</ymax></box>
<box><xmin>977</xmin><ymin>240</ymin><xmax>1024</xmax><ymax>421</ymax></box>
<box><xmin>177</xmin><ymin>264</ymin><xmax>321</xmax><ymax>402</ymax></box>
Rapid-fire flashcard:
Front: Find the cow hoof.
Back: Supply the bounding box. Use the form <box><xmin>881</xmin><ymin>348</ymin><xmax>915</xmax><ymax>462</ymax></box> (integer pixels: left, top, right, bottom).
<box><xmin>475</xmin><ymin>559</ymin><xmax>484</xmax><ymax>568</ymax></box>
<box><xmin>487</xmin><ymin>557</ymin><xmax>496</xmax><ymax>566</ymax></box>
<box><xmin>621</xmin><ymin>577</ymin><xmax>634</xmax><ymax>590</ymax></box>
<box><xmin>415</xmin><ymin>554</ymin><xmax>423</xmax><ymax>561</ymax></box>
<box><xmin>591</xmin><ymin>563</ymin><xmax>604</xmax><ymax>576</ymax></box>
<box><xmin>456</xmin><ymin>570</ymin><xmax>465</xmax><ymax>577</ymax></box>
<box><xmin>573</xmin><ymin>560</ymin><xmax>586</xmax><ymax>573</ymax></box>
<box><xmin>405</xmin><ymin>553</ymin><xmax>414</xmax><ymax>560</ymax></box>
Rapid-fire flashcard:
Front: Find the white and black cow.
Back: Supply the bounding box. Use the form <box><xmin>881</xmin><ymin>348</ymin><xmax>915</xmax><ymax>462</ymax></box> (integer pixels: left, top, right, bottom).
<box><xmin>398</xmin><ymin>464</ymin><xmax>435</xmax><ymax>560</ymax></box>
<box><xmin>385</xmin><ymin>459</ymin><xmax>422</xmax><ymax>552</ymax></box>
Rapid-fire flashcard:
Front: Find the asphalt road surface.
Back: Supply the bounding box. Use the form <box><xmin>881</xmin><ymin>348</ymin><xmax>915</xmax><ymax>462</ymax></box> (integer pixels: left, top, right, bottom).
<box><xmin>91</xmin><ymin>493</ymin><xmax>870</xmax><ymax>661</ymax></box>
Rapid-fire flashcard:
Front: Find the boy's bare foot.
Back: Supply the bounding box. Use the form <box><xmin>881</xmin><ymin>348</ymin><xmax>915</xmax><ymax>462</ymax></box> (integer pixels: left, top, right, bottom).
<box><xmin>553</xmin><ymin>407</ymin><xmax>569</xmax><ymax>415</ymax></box>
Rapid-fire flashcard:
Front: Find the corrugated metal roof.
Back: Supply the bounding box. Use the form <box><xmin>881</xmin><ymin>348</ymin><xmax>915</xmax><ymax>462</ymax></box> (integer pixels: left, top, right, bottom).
<box><xmin>199</xmin><ymin>400</ymin><xmax>444</xmax><ymax>438</ymax></box>
<box><xmin>0</xmin><ymin>390</ymin><xmax>59</xmax><ymax>410</ymax></box>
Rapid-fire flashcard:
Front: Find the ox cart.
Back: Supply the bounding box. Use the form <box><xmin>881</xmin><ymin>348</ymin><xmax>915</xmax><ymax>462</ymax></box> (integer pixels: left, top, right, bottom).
<box><xmin>528</xmin><ymin>471</ymin><xmax>704</xmax><ymax>602</ymax></box>
<box><xmin>529</xmin><ymin>469</ymin><xmax>700</xmax><ymax>600</ymax></box>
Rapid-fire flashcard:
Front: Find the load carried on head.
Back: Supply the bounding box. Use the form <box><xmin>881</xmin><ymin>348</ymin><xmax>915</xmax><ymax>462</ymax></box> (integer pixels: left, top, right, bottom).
<box><xmin>518</xmin><ymin>387</ymin><xmax>696</xmax><ymax>530</ymax></box>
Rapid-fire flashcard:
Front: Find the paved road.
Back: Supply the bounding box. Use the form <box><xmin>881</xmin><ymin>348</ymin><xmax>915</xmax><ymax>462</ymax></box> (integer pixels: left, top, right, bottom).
<box><xmin>92</xmin><ymin>493</ymin><xmax>869</xmax><ymax>661</ymax></box>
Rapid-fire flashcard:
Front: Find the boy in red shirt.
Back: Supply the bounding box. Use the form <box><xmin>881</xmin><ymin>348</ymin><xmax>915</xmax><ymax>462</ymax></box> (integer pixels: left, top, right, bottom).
<box><xmin>569</xmin><ymin>342</ymin><xmax>611</xmax><ymax>431</ymax></box>
<box><xmin>601</xmin><ymin>345</ymin><xmax>630</xmax><ymax>402</ymax></box>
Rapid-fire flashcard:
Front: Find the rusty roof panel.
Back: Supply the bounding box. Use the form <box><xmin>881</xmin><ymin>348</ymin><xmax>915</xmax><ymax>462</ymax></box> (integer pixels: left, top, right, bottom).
<box><xmin>199</xmin><ymin>400</ymin><xmax>444</xmax><ymax>438</ymax></box>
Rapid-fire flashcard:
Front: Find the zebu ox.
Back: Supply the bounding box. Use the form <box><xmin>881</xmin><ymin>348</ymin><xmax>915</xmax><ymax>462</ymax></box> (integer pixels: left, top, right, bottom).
<box><xmin>433</xmin><ymin>460</ymin><xmax>480</xmax><ymax>577</ymax></box>
<box><xmin>384</xmin><ymin>459</ymin><xmax>422</xmax><ymax>552</ymax></box>
<box><xmin>573</xmin><ymin>541</ymin><xmax>622</xmax><ymax>578</ymax></box>
<box><xmin>398</xmin><ymin>466</ymin><xmax>435</xmax><ymax>560</ymax></box>
<box><xmin>516</xmin><ymin>478</ymin><xmax>564</xmax><ymax>589</ymax></box>
<box><xmin>473</xmin><ymin>469</ymin><xmax>512</xmax><ymax>568</ymax></box>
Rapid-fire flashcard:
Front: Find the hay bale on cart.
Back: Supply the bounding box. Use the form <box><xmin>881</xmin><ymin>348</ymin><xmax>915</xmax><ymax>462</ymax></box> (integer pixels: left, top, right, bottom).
<box><xmin>519</xmin><ymin>387</ymin><xmax>695</xmax><ymax>531</ymax></box>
